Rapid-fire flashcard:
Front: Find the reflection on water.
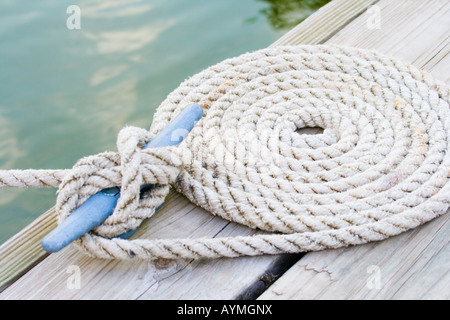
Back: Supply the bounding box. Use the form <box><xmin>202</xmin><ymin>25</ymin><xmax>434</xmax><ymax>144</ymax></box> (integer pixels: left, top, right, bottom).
<box><xmin>259</xmin><ymin>0</ymin><xmax>331</xmax><ymax>30</ymax></box>
<box><xmin>0</xmin><ymin>0</ymin><xmax>329</xmax><ymax>244</ymax></box>
<box><xmin>85</xmin><ymin>23</ymin><xmax>174</xmax><ymax>54</ymax></box>
<box><xmin>81</xmin><ymin>0</ymin><xmax>153</xmax><ymax>18</ymax></box>
<box><xmin>90</xmin><ymin>65</ymin><xmax>128</xmax><ymax>86</ymax></box>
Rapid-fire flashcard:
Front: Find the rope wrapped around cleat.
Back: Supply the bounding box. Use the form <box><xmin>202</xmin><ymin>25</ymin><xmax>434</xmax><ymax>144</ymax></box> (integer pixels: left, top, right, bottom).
<box><xmin>1</xmin><ymin>45</ymin><xmax>449</xmax><ymax>260</ymax></box>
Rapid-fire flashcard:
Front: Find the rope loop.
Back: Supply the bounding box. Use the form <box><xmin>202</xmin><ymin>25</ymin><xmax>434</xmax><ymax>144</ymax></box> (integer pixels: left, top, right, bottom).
<box><xmin>55</xmin><ymin>126</ymin><xmax>184</xmax><ymax>245</ymax></box>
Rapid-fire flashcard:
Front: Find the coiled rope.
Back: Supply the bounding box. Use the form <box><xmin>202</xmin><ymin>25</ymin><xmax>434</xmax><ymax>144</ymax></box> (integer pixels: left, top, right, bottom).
<box><xmin>1</xmin><ymin>45</ymin><xmax>449</xmax><ymax>260</ymax></box>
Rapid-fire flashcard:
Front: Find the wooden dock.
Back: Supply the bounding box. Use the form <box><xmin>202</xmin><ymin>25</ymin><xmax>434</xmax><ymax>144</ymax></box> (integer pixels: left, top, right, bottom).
<box><xmin>0</xmin><ymin>0</ymin><xmax>449</xmax><ymax>300</ymax></box>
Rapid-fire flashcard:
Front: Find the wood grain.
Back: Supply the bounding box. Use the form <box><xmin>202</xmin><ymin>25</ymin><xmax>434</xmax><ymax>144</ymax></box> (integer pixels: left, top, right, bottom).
<box><xmin>0</xmin><ymin>208</ymin><xmax>54</xmax><ymax>291</ymax></box>
<box><xmin>270</xmin><ymin>0</ymin><xmax>380</xmax><ymax>47</ymax></box>
<box><xmin>0</xmin><ymin>189</ymin><xmax>299</xmax><ymax>299</ymax></box>
<box><xmin>258</xmin><ymin>213</ymin><xmax>450</xmax><ymax>300</ymax></box>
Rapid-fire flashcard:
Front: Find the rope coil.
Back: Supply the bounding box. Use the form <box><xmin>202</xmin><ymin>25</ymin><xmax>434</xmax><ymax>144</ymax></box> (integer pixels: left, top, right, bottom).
<box><xmin>1</xmin><ymin>45</ymin><xmax>449</xmax><ymax>260</ymax></box>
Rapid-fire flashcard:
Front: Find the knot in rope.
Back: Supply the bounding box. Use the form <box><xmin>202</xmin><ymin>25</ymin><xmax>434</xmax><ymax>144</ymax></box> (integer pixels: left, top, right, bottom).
<box><xmin>55</xmin><ymin>126</ymin><xmax>184</xmax><ymax>245</ymax></box>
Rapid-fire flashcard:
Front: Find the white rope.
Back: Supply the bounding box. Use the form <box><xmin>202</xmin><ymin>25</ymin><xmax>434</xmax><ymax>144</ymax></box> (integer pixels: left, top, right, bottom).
<box><xmin>0</xmin><ymin>45</ymin><xmax>449</xmax><ymax>260</ymax></box>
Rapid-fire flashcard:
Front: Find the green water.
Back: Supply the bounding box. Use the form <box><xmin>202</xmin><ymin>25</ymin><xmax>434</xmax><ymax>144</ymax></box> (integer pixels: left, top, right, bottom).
<box><xmin>0</xmin><ymin>0</ymin><xmax>330</xmax><ymax>244</ymax></box>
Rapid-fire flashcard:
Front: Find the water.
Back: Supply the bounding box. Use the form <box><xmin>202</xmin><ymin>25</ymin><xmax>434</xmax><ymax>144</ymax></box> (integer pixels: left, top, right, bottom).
<box><xmin>0</xmin><ymin>0</ymin><xmax>330</xmax><ymax>245</ymax></box>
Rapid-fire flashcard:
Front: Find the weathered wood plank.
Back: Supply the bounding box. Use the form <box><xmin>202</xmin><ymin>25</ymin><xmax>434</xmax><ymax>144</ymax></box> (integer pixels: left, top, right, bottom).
<box><xmin>271</xmin><ymin>0</ymin><xmax>379</xmax><ymax>47</ymax></box>
<box><xmin>0</xmin><ymin>189</ymin><xmax>299</xmax><ymax>300</ymax></box>
<box><xmin>258</xmin><ymin>213</ymin><xmax>450</xmax><ymax>300</ymax></box>
<box><xmin>0</xmin><ymin>208</ymin><xmax>54</xmax><ymax>291</ymax></box>
<box><xmin>258</xmin><ymin>0</ymin><xmax>450</xmax><ymax>300</ymax></box>
<box><xmin>0</xmin><ymin>0</ymin><xmax>377</xmax><ymax>298</ymax></box>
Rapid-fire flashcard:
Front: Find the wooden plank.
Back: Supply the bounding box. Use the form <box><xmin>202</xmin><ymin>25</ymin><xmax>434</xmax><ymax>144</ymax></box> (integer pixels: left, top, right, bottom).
<box><xmin>0</xmin><ymin>0</ymin><xmax>379</xmax><ymax>294</ymax></box>
<box><xmin>0</xmin><ymin>208</ymin><xmax>54</xmax><ymax>292</ymax></box>
<box><xmin>259</xmin><ymin>0</ymin><xmax>450</xmax><ymax>300</ymax></box>
<box><xmin>271</xmin><ymin>0</ymin><xmax>379</xmax><ymax>46</ymax></box>
<box><xmin>258</xmin><ymin>213</ymin><xmax>450</xmax><ymax>300</ymax></box>
<box><xmin>0</xmin><ymin>189</ymin><xmax>299</xmax><ymax>299</ymax></box>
